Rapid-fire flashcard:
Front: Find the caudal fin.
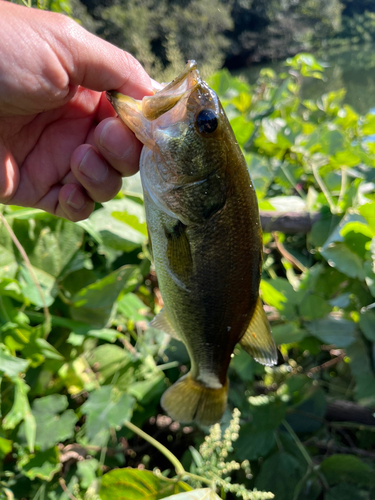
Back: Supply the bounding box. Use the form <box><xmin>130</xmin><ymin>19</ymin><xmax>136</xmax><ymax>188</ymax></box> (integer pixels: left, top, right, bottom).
<box><xmin>161</xmin><ymin>374</ymin><xmax>228</xmax><ymax>426</ymax></box>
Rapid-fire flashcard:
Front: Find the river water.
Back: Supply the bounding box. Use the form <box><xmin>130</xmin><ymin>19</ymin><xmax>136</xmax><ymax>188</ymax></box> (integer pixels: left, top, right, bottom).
<box><xmin>240</xmin><ymin>43</ymin><xmax>375</xmax><ymax>115</ymax></box>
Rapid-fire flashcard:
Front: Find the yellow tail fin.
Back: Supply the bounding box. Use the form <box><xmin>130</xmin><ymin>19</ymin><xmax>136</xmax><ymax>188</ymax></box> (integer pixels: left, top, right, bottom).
<box><xmin>161</xmin><ymin>374</ymin><xmax>228</xmax><ymax>426</ymax></box>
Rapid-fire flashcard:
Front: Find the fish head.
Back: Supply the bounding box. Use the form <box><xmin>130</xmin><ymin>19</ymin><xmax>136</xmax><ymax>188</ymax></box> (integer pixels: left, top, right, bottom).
<box><xmin>107</xmin><ymin>61</ymin><xmax>230</xmax><ymax>223</ymax></box>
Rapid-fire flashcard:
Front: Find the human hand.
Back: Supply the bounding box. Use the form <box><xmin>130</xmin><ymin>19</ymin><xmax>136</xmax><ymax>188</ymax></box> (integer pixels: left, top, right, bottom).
<box><xmin>0</xmin><ymin>2</ymin><xmax>153</xmax><ymax>221</ymax></box>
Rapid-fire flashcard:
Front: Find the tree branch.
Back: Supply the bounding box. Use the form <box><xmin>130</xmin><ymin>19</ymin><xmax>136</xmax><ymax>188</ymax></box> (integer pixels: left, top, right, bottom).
<box><xmin>260</xmin><ymin>211</ymin><xmax>320</xmax><ymax>234</ymax></box>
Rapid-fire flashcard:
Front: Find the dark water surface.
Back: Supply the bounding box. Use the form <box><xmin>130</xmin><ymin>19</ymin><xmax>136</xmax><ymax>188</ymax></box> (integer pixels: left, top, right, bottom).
<box><xmin>239</xmin><ymin>44</ymin><xmax>375</xmax><ymax>115</ymax></box>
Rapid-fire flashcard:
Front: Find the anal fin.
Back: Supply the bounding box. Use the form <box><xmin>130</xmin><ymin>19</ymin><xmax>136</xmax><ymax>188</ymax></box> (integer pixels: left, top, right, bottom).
<box><xmin>240</xmin><ymin>297</ymin><xmax>277</xmax><ymax>366</ymax></box>
<box><xmin>149</xmin><ymin>308</ymin><xmax>180</xmax><ymax>340</ymax></box>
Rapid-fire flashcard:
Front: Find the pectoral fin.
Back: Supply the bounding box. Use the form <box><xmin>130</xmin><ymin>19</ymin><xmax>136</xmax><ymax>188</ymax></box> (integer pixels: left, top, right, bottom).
<box><xmin>149</xmin><ymin>308</ymin><xmax>180</xmax><ymax>340</ymax></box>
<box><xmin>164</xmin><ymin>220</ymin><xmax>192</xmax><ymax>280</ymax></box>
<box><xmin>240</xmin><ymin>297</ymin><xmax>277</xmax><ymax>366</ymax></box>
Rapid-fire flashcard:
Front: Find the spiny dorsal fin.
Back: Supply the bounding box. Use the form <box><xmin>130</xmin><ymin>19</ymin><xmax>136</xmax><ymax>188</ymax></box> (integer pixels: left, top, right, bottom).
<box><xmin>240</xmin><ymin>297</ymin><xmax>277</xmax><ymax>366</ymax></box>
<box><xmin>149</xmin><ymin>308</ymin><xmax>180</xmax><ymax>340</ymax></box>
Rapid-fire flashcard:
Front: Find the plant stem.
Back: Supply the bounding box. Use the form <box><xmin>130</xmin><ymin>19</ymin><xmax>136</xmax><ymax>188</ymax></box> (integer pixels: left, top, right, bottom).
<box><xmin>124</xmin><ymin>420</ymin><xmax>185</xmax><ymax>475</ymax></box>
<box><xmin>280</xmin><ymin>162</ymin><xmax>306</xmax><ymax>200</ymax></box>
<box><xmin>283</xmin><ymin>420</ymin><xmax>329</xmax><ymax>490</ymax></box>
<box><xmin>338</xmin><ymin>167</ymin><xmax>347</xmax><ymax>209</ymax></box>
<box><xmin>0</xmin><ymin>213</ymin><xmax>51</xmax><ymax>329</ymax></box>
<box><xmin>311</xmin><ymin>163</ymin><xmax>336</xmax><ymax>213</ymax></box>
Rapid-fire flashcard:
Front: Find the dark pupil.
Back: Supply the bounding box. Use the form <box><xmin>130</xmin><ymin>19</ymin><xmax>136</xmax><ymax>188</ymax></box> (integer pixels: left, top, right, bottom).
<box><xmin>196</xmin><ymin>109</ymin><xmax>218</xmax><ymax>134</ymax></box>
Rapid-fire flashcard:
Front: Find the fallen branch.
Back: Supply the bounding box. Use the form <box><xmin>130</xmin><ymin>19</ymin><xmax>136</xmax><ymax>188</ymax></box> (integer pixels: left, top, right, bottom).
<box><xmin>260</xmin><ymin>211</ymin><xmax>320</xmax><ymax>234</ymax></box>
<box><xmin>326</xmin><ymin>400</ymin><xmax>375</xmax><ymax>427</ymax></box>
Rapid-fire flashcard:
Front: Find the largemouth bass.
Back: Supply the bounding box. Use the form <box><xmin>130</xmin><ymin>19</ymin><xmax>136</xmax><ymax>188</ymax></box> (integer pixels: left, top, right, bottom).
<box><xmin>107</xmin><ymin>61</ymin><xmax>277</xmax><ymax>426</ymax></box>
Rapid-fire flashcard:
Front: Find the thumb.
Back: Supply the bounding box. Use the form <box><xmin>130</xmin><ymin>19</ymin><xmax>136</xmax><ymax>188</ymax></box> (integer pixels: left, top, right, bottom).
<box><xmin>56</xmin><ymin>19</ymin><xmax>153</xmax><ymax>99</ymax></box>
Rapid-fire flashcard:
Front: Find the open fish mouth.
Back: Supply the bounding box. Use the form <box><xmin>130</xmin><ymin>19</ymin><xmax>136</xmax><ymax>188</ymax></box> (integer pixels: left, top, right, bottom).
<box><xmin>106</xmin><ymin>61</ymin><xmax>200</xmax><ymax>146</ymax></box>
<box><xmin>142</xmin><ymin>60</ymin><xmax>200</xmax><ymax>119</ymax></box>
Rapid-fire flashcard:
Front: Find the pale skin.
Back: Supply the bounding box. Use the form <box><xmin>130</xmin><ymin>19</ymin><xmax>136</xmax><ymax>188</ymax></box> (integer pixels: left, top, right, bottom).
<box><xmin>0</xmin><ymin>1</ymin><xmax>155</xmax><ymax>221</ymax></box>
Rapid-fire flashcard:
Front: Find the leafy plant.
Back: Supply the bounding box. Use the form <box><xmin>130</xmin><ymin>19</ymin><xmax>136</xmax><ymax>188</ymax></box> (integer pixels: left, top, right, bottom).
<box><xmin>0</xmin><ymin>52</ymin><xmax>375</xmax><ymax>500</ymax></box>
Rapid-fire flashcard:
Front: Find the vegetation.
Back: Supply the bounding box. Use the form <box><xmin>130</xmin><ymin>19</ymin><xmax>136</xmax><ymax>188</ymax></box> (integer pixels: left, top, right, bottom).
<box><xmin>11</xmin><ymin>0</ymin><xmax>375</xmax><ymax>75</ymax></box>
<box><xmin>0</xmin><ymin>44</ymin><xmax>375</xmax><ymax>499</ymax></box>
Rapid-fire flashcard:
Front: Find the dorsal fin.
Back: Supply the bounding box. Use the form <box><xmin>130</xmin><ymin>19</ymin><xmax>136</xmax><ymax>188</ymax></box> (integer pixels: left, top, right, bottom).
<box><xmin>240</xmin><ymin>297</ymin><xmax>277</xmax><ymax>366</ymax></box>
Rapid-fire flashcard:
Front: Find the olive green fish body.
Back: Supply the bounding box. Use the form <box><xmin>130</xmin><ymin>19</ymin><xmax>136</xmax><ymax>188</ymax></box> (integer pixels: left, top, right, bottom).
<box><xmin>107</xmin><ymin>61</ymin><xmax>277</xmax><ymax>425</ymax></box>
<box><xmin>143</xmin><ymin>136</ymin><xmax>262</xmax><ymax>388</ymax></box>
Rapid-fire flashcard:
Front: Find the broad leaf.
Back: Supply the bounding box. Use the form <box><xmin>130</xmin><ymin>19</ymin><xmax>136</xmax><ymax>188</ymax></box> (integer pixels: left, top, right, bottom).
<box><xmin>163</xmin><ymin>490</ymin><xmax>221</xmax><ymax>500</ymax></box>
<box><xmin>0</xmin><ymin>346</ymin><xmax>29</xmax><ymax>380</ymax></box>
<box><xmin>70</xmin><ymin>265</ymin><xmax>139</xmax><ymax>327</ymax></box>
<box><xmin>99</xmin><ymin>468</ymin><xmax>192</xmax><ymax>500</ymax></box>
<box><xmin>81</xmin><ymin>385</ymin><xmax>135</xmax><ymax>444</ymax></box>
<box><xmin>19</xmin><ymin>446</ymin><xmax>61</xmax><ymax>481</ymax></box>
<box><xmin>31</xmin><ymin>395</ymin><xmax>77</xmax><ymax>451</ymax></box>
<box><xmin>320</xmin><ymin>454</ymin><xmax>373</xmax><ymax>487</ymax></box>
<box><xmin>306</xmin><ymin>316</ymin><xmax>357</xmax><ymax>347</ymax></box>
<box><xmin>255</xmin><ymin>451</ymin><xmax>304</xmax><ymax>500</ymax></box>
<box><xmin>236</xmin><ymin>426</ymin><xmax>276</xmax><ymax>460</ymax></box>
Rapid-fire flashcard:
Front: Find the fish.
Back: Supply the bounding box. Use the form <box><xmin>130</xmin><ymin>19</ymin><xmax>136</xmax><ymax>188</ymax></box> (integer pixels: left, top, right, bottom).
<box><xmin>107</xmin><ymin>61</ymin><xmax>277</xmax><ymax>426</ymax></box>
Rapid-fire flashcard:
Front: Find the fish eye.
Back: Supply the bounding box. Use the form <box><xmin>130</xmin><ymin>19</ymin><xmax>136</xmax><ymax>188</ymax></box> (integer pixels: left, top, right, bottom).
<box><xmin>196</xmin><ymin>109</ymin><xmax>218</xmax><ymax>134</ymax></box>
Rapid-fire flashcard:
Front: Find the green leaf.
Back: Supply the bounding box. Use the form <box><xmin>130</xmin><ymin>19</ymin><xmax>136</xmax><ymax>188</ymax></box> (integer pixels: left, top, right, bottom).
<box><xmin>255</xmin><ymin>451</ymin><xmax>304</xmax><ymax>500</ymax></box>
<box><xmin>320</xmin><ymin>454</ymin><xmax>373</xmax><ymax>487</ymax></box>
<box><xmin>260</xmin><ymin>278</ymin><xmax>299</xmax><ymax>320</ymax></box>
<box><xmin>99</xmin><ymin>468</ymin><xmax>192</xmax><ymax>500</ymax></box>
<box><xmin>20</xmin><ymin>446</ymin><xmax>61</xmax><ymax>481</ymax></box>
<box><xmin>230</xmin><ymin>116</ymin><xmax>254</xmax><ymax>146</ymax></box>
<box><xmin>77</xmin><ymin>458</ymin><xmax>99</xmax><ymax>489</ymax></box>
<box><xmin>87</xmin><ymin>344</ymin><xmax>133</xmax><ymax>383</ymax></box>
<box><xmin>247</xmin><ymin>394</ymin><xmax>287</xmax><ymax>430</ymax></box>
<box><xmin>364</xmin><ymin>261</ymin><xmax>375</xmax><ymax>297</ymax></box>
<box><xmin>324</xmin><ymin>483</ymin><xmax>369</xmax><ymax>500</ymax></box>
<box><xmin>128</xmin><ymin>373</ymin><xmax>165</xmax><ymax>405</ymax></box>
<box><xmin>286</xmin><ymin>387</ymin><xmax>326</xmax><ymax>433</ymax></box>
<box><xmin>231</xmin><ymin>348</ymin><xmax>255</xmax><ymax>382</ymax></box>
<box><xmin>14</xmin><ymin>217</ymin><xmax>84</xmax><ymax>306</ymax></box>
<box><xmin>346</xmin><ymin>338</ymin><xmax>375</xmax><ymax>404</ymax></box>
<box><xmin>321</xmin><ymin>242</ymin><xmax>365</xmax><ymax>280</ymax></box>
<box><xmin>359</xmin><ymin>202</ymin><xmax>375</xmax><ymax>233</ymax></box>
<box><xmin>81</xmin><ymin>385</ymin><xmax>135</xmax><ymax>444</ymax></box>
<box><xmin>359</xmin><ymin>310</ymin><xmax>375</xmax><ymax>341</ymax></box>
<box><xmin>306</xmin><ymin>316</ymin><xmax>357</xmax><ymax>347</ymax></box>
<box><xmin>3</xmin><ymin>378</ymin><xmax>36</xmax><ymax>451</ymax></box>
<box><xmin>31</xmin><ymin>395</ymin><xmax>77</xmax><ymax>451</ymax></box>
<box><xmin>321</xmin><ymin>213</ymin><xmax>369</xmax><ymax>280</ymax></box>
<box><xmin>298</xmin><ymin>294</ymin><xmax>332</xmax><ymax>320</ymax></box>
<box><xmin>271</xmin><ymin>322</ymin><xmax>307</xmax><ymax>344</ymax></box>
<box><xmin>163</xmin><ymin>490</ymin><xmax>220</xmax><ymax>500</ymax></box>
<box><xmin>18</xmin><ymin>264</ymin><xmax>57</xmax><ymax>307</ymax></box>
<box><xmin>236</xmin><ymin>426</ymin><xmax>276</xmax><ymax>461</ymax></box>
<box><xmin>117</xmin><ymin>292</ymin><xmax>150</xmax><ymax>321</ymax></box>
<box><xmin>0</xmin><ymin>436</ymin><xmax>12</xmax><ymax>459</ymax></box>
<box><xmin>0</xmin><ymin>279</ymin><xmax>24</xmax><ymax>302</ymax></box>
<box><xmin>89</xmin><ymin>200</ymin><xmax>147</xmax><ymax>252</ymax></box>
<box><xmin>297</xmin><ymin>477</ymin><xmax>322</xmax><ymax>500</ymax></box>
<box><xmin>0</xmin><ymin>345</ymin><xmax>29</xmax><ymax>380</ymax></box>
<box><xmin>70</xmin><ymin>265</ymin><xmax>139</xmax><ymax>328</ymax></box>
<box><xmin>26</xmin><ymin>219</ymin><xmax>83</xmax><ymax>278</ymax></box>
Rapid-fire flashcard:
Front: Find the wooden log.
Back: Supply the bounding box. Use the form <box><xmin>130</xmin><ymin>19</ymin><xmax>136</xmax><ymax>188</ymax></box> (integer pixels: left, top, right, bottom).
<box><xmin>260</xmin><ymin>211</ymin><xmax>320</xmax><ymax>234</ymax></box>
<box><xmin>325</xmin><ymin>400</ymin><xmax>375</xmax><ymax>427</ymax></box>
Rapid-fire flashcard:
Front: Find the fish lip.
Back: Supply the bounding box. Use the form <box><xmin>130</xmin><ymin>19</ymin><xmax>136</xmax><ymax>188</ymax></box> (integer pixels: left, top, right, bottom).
<box><xmin>142</xmin><ymin>60</ymin><xmax>200</xmax><ymax>120</ymax></box>
<box><xmin>105</xmin><ymin>61</ymin><xmax>201</xmax><ymax>146</ymax></box>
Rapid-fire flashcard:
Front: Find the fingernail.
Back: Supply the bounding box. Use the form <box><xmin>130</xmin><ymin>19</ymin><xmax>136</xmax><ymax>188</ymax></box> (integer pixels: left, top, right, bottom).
<box><xmin>78</xmin><ymin>148</ymin><xmax>108</xmax><ymax>182</ymax></box>
<box><xmin>67</xmin><ymin>187</ymin><xmax>85</xmax><ymax>210</ymax></box>
<box><xmin>100</xmin><ymin>120</ymin><xmax>128</xmax><ymax>158</ymax></box>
